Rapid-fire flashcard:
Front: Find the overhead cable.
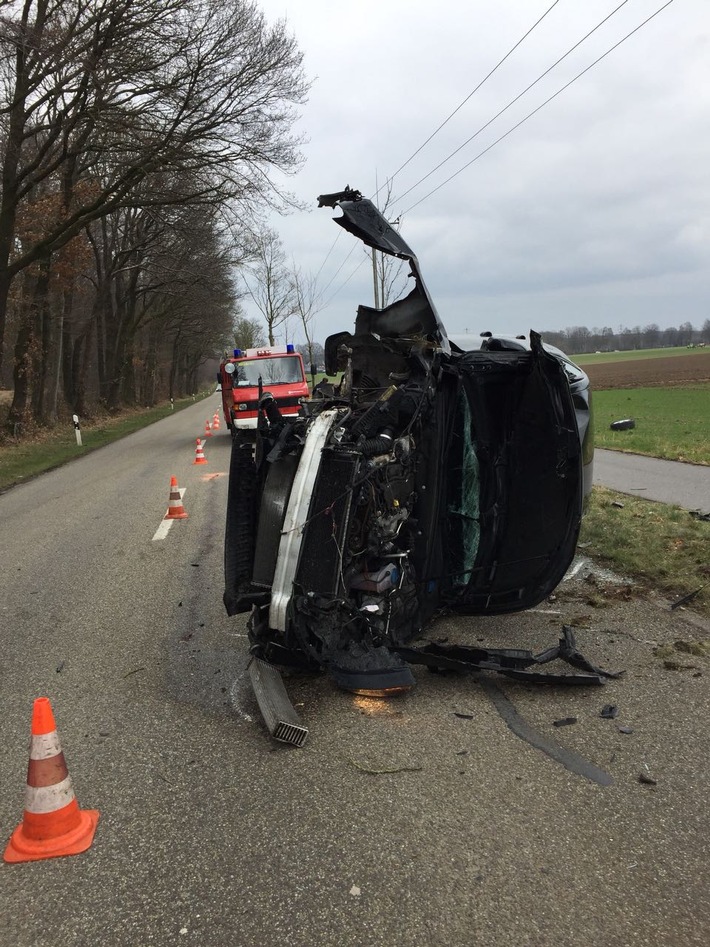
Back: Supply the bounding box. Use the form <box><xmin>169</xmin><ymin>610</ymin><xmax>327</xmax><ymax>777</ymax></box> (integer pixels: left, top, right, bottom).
<box><xmin>374</xmin><ymin>0</ymin><xmax>564</xmax><ymax>201</ymax></box>
<box><xmin>393</xmin><ymin>0</ymin><xmax>632</xmax><ymax>207</ymax></box>
<box><xmin>319</xmin><ymin>252</ymin><xmax>369</xmax><ymax>311</ymax></box>
<box><xmin>401</xmin><ymin>0</ymin><xmax>676</xmax><ymax>215</ymax></box>
<box><xmin>313</xmin><ymin>0</ymin><xmax>564</xmax><ymax>299</ymax></box>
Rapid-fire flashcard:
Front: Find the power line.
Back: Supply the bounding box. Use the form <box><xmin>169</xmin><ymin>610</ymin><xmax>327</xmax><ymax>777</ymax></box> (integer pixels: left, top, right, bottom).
<box><xmin>313</xmin><ymin>229</ymin><xmax>342</xmax><ymax>284</ymax></box>
<box><xmin>319</xmin><ymin>252</ymin><xmax>369</xmax><ymax>311</ymax></box>
<box><xmin>310</xmin><ymin>0</ymin><xmax>564</xmax><ymax>301</ymax></box>
<box><xmin>401</xmin><ymin>0</ymin><xmax>676</xmax><ymax>215</ymax></box>
<box><xmin>313</xmin><ymin>241</ymin><xmax>357</xmax><ymax>304</ymax></box>
<box><xmin>393</xmin><ymin>0</ymin><xmax>632</xmax><ymax>207</ymax></box>
<box><xmin>374</xmin><ymin>0</ymin><xmax>564</xmax><ymax>202</ymax></box>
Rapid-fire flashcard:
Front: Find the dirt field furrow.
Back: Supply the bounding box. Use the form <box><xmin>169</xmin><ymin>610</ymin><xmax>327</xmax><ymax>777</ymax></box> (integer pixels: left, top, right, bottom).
<box><xmin>584</xmin><ymin>352</ymin><xmax>710</xmax><ymax>389</ymax></box>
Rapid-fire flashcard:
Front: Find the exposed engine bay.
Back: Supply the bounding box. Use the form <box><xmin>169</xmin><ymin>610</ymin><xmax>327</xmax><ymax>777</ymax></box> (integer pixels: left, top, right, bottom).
<box><xmin>224</xmin><ymin>188</ymin><xmax>598</xmax><ymax>706</ymax></box>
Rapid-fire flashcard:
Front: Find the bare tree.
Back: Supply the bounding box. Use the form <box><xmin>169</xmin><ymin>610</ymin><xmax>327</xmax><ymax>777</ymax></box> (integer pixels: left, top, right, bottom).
<box><xmin>291</xmin><ymin>262</ymin><xmax>322</xmax><ymax>380</ymax></box>
<box><xmin>0</xmin><ymin>0</ymin><xmax>309</xmax><ymax>386</ymax></box>
<box><xmin>370</xmin><ymin>180</ymin><xmax>407</xmax><ymax>308</ymax></box>
<box><xmin>677</xmin><ymin>321</ymin><xmax>694</xmax><ymax>347</ymax></box>
<box><xmin>233</xmin><ymin>315</ymin><xmax>266</xmax><ymax>351</ymax></box>
<box><xmin>241</xmin><ymin>226</ymin><xmax>295</xmax><ymax>346</ymax></box>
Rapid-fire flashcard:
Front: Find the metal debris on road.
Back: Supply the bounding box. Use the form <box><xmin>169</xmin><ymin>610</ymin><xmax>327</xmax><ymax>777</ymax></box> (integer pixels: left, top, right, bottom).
<box><xmin>600</xmin><ymin>704</ymin><xmax>620</xmax><ymax>719</ymax></box>
<box><xmin>553</xmin><ymin>717</ymin><xmax>578</xmax><ymax>727</ymax></box>
<box><xmin>248</xmin><ymin>657</ymin><xmax>309</xmax><ymax>747</ymax></box>
<box><xmin>480</xmin><ymin>679</ymin><xmax>613</xmax><ymax>786</ymax></box>
<box><xmin>349</xmin><ymin>759</ymin><xmax>423</xmax><ymax>775</ymax></box>
<box><xmin>399</xmin><ymin>626</ymin><xmax>622</xmax><ymax>686</ymax></box>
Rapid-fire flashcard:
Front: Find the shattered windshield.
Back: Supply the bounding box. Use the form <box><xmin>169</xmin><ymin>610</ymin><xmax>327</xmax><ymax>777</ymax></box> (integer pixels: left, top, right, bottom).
<box><xmin>233</xmin><ymin>356</ymin><xmax>303</xmax><ymax>387</ymax></box>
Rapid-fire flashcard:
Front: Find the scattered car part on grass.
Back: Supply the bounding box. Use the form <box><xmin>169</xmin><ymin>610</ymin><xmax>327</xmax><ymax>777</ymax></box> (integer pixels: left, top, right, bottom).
<box><xmin>669</xmin><ymin>586</ymin><xmax>706</xmax><ymax>610</ymax></box>
<box><xmin>609</xmin><ymin>418</ymin><xmax>636</xmax><ymax>430</ymax></box>
<box><xmin>224</xmin><ymin>187</ymin><xmax>601</xmax><ymax>736</ymax></box>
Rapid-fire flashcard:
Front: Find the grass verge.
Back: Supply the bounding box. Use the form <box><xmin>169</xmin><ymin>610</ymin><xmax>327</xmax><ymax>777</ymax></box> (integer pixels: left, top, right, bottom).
<box><xmin>0</xmin><ymin>394</ymin><xmax>211</xmax><ymax>492</ymax></box>
<box><xmin>593</xmin><ymin>385</ymin><xmax>710</xmax><ymax>464</ymax></box>
<box><xmin>579</xmin><ymin>486</ymin><xmax>709</xmax><ymax>616</ymax></box>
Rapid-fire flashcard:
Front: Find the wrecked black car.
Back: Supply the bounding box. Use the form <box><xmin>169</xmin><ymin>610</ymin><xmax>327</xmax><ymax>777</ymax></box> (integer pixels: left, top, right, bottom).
<box><xmin>223</xmin><ymin>188</ymin><xmax>594</xmax><ymax>712</ymax></box>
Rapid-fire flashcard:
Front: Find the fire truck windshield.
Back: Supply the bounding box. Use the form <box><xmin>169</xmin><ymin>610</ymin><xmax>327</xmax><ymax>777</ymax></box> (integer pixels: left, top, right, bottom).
<box><xmin>233</xmin><ymin>356</ymin><xmax>303</xmax><ymax>387</ymax></box>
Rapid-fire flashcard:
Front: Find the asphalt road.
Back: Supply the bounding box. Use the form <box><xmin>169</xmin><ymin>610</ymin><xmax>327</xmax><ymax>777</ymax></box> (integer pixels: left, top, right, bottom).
<box><xmin>594</xmin><ymin>449</ymin><xmax>710</xmax><ymax>514</ymax></box>
<box><xmin>1</xmin><ymin>404</ymin><xmax>709</xmax><ymax>946</ymax></box>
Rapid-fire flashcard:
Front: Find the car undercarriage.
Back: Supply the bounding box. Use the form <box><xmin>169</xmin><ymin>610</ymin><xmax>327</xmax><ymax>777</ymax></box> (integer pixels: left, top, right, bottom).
<box><xmin>224</xmin><ymin>188</ymin><xmax>600</xmax><ymax>740</ymax></box>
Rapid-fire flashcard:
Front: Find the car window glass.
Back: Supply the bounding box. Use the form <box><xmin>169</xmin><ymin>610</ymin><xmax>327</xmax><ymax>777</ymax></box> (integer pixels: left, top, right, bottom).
<box><xmin>233</xmin><ymin>356</ymin><xmax>302</xmax><ymax>387</ymax></box>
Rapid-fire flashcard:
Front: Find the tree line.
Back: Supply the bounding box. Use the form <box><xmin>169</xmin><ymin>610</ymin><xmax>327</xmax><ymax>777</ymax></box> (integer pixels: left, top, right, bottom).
<box><xmin>0</xmin><ymin>0</ymin><xmax>308</xmax><ymax>432</ymax></box>
<box><xmin>538</xmin><ymin>320</ymin><xmax>710</xmax><ymax>356</ymax></box>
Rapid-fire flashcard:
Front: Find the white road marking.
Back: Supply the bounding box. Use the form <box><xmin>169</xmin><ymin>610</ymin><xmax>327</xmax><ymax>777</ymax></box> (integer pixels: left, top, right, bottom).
<box><xmin>152</xmin><ymin>488</ymin><xmax>186</xmax><ymax>541</ymax></box>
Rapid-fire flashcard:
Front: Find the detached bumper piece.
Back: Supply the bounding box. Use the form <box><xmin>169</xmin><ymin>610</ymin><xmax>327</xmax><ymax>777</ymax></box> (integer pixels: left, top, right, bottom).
<box><xmin>397</xmin><ymin>626</ymin><xmax>622</xmax><ymax>686</ymax></box>
<box><xmin>248</xmin><ymin>657</ymin><xmax>309</xmax><ymax>747</ymax></box>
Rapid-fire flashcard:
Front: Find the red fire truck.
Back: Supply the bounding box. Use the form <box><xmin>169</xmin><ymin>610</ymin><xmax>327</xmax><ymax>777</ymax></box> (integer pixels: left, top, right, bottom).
<box><xmin>218</xmin><ymin>344</ymin><xmax>309</xmax><ymax>435</ymax></box>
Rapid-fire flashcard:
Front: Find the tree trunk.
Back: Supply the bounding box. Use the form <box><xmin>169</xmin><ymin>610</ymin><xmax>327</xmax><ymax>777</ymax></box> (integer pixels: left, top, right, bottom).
<box><xmin>6</xmin><ymin>313</ymin><xmax>33</xmax><ymax>433</ymax></box>
<box><xmin>62</xmin><ymin>309</ymin><xmax>75</xmax><ymax>407</ymax></box>
<box><xmin>31</xmin><ymin>254</ymin><xmax>53</xmax><ymax>420</ymax></box>
<box><xmin>7</xmin><ymin>255</ymin><xmax>51</xmax><ymax>430</ymax></box>
<box><xmin>72</xmin><ymin>318</ymin><xmax>95</xmax><ymax>418</ymax></box>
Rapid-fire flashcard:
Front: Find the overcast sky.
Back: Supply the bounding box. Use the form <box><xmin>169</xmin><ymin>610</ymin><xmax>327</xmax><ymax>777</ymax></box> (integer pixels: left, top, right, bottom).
<box><xmin>250</xmin><ymin>0</ymin><xmax>709</xmax><ymax>346</ymax></box>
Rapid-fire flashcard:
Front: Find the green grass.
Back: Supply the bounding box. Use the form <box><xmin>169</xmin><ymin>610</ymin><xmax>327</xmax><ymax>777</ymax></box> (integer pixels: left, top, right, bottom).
<box><xmin>579</xmin><ymin>486</ymin><xmax>709</xmax><ymax>615</ymax></box>
<box><xmin>574</xmin><ymin>346</ymin><xmax>706</xmax><ymax>365</ymax></box>
<box><xmin>593</xmin><ymin>385</ymin><xmax>710</xmax><ymax>464</ymax></box>
<box><xmin>0</xmin><ymin>394</ymin><xmax>211</xmax><ymax>492</ymax></box>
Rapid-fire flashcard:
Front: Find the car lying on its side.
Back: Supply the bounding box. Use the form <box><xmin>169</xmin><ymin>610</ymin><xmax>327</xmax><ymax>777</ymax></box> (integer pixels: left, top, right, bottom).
<box><xmin>223</xmin><ymin>187</ymin><xmax>594</xmax><ymax>695</ymax></box>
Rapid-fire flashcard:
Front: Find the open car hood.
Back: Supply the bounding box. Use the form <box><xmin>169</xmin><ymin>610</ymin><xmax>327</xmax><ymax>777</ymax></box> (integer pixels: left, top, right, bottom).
<box><xmin>318</xmin><ymin>188</ymin><xmax>450</xmax><ymax>355</ymax></box>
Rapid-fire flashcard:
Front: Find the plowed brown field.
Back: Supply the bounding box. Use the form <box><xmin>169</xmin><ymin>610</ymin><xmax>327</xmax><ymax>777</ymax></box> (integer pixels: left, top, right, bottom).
<box><xmin>583</xmin><ymin>352</ymin><xmax>710</xmax><ymax>390</ymax></box>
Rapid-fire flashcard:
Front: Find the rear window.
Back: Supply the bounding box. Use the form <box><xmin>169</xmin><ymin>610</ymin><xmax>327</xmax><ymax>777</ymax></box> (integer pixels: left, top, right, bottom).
<box><xmin>233</xmin><ymin>356</ymin><xmax>303</xmax><ymax>387</ymax></box>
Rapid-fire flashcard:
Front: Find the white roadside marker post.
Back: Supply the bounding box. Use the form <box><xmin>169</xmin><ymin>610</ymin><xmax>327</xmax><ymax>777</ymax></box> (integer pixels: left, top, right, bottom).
<box><xmin>72</xmin><ymin>414</ymin><xmax>82</xmax><ymax>447</ymax></box>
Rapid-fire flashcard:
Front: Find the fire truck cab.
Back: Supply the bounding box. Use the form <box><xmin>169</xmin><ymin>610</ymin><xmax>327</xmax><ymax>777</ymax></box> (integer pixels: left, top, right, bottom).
<box><xmin>218</xmin><ymin>344</ymin><xmax>309</xmax><ymax>435</ymax></box>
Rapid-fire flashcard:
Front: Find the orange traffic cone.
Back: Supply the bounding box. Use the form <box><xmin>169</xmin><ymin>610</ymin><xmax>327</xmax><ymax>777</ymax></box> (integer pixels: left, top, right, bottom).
<box><xmin>193</xmin><ymin>438</ymin><xmax>207</xmax><ymax>465</ymax></box>
<box><xmin>204</xmin><ymin>419</ymin><xmax>213</xmax><ymax>438</ymax></box>
<box><xmin>4</xmin><ymin>697</ymin><xmax>99</xmax><ymax>863</ymax></box>
<box><xmin>164</xmin><ymin>475</ymin><xmax>188</xmax><ymax>519</ymax></box>
<box><xmin>212</xmin><ymin>412</ymin><xmax>220</xmax><ymax>431</ymax></box>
